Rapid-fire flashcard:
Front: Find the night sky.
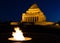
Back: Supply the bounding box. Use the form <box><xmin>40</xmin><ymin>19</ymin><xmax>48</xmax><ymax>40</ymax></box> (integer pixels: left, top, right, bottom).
<box><xmin>0</xmin><ymin>0</ymin><xmax>60</xmax><ymax>22</ymax></box>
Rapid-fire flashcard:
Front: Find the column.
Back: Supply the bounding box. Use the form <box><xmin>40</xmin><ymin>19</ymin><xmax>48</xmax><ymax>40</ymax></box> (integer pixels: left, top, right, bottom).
<box><xmin>26</xmin><ymin>17</ymin><xmax>28</xmax><ymax>22</ymax></box>
<box><xmin>36</xmin><ymin>16</ymin><xmax>38</xmax><ymax>22</ymax></box>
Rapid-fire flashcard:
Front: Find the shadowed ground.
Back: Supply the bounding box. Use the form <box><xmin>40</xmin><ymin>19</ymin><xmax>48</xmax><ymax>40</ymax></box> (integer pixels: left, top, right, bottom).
<box><xmin>0</xmin><ymin>22</ymin><xmax>60</xmax><ymax>43</ymax></box>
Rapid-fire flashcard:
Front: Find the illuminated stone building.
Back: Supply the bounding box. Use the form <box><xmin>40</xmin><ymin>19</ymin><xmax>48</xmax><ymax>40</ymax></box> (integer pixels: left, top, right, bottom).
<box><xmin>21</xmin><ymin>4</ymin><xmax>54</xmax><ymax>25</ymax></box>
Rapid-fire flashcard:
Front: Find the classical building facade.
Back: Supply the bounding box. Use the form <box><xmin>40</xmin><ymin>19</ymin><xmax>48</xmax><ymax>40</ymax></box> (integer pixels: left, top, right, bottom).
<box><xmin>22</xmin><ymin>4</ymin><xmax>46</xmax><ymax>22</ymax></box>
<box><xmin>21</xmin><ymin>4</ymin><xmax>54</xmax><ymax>25</ymax></box>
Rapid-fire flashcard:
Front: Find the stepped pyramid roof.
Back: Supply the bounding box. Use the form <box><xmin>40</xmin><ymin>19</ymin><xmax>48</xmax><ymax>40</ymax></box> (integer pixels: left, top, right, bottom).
<box><xmin>26</xmin><ymin>4</ymin><xmax>42</xmax><ymax>13</ymax></box>
<box><xmin>29</xmin><ymin>4</ymin><xmax>39</xmax><ymax>9</ymax></box>
<box><xmin>21</xmin><ymin>4</ymin><xmax>54</xmax><ymax>25</ymax></box>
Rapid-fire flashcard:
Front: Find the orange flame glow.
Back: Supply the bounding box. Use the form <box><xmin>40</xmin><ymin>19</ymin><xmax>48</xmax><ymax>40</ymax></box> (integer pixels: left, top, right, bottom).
<box><xmin>12</xmin><ymin>27</ymin><xmax>25</xmax><ymax>41</ymax></box>
<box><xmin>8</xmin><ymin>27</ymin><xmax>32</xmax><ymax>41</ymax></box>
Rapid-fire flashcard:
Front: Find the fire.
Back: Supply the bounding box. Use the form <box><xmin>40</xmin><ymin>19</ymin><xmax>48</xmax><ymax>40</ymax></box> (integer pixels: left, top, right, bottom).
<box><xmin>8</xmin><ymin>27</ymin><xmax>32</xmax><ymax>41</ymax></box>
<box><xmin>12</xmin><ymin>27</ymin><xmax>25</xmax><ymax>40</ymax></box>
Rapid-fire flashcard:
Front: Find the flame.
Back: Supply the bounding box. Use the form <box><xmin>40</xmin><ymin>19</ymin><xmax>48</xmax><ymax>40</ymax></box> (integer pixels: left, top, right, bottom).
<box><xmin>8</xmin><ymin>27</ymin><xmax>32</xmax><ymax>41</ymax></box>
<box><xmin>12</xmin><ymin>27</ymin><xmax>25</xmax><ymax>41</ymax></box>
